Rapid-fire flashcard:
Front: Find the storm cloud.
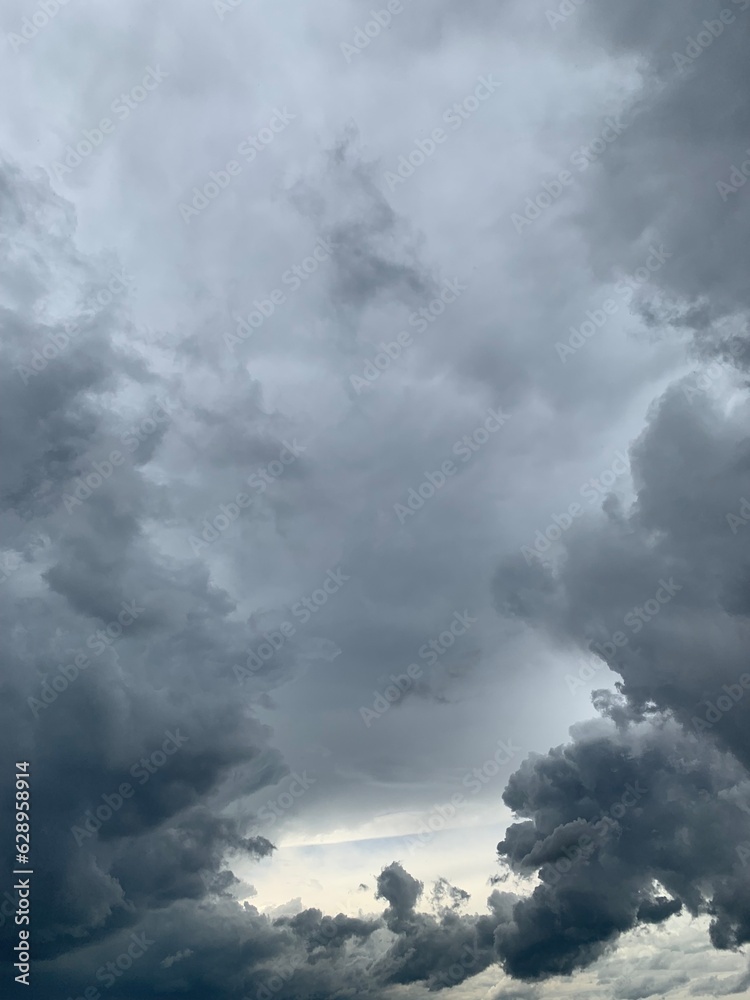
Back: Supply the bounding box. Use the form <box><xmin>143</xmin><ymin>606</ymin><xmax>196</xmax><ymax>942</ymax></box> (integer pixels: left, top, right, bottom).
<box><xmin>0</xmin><ymin>0</ymin><xmax>749</xmax><ymax>997</ymax></box>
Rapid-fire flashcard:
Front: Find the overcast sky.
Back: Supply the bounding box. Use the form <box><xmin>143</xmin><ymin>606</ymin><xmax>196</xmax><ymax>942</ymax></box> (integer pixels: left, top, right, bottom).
<box><xmin>1</xmin><ymin>1</ymin><xmax>750</xmax><ymax>998</ymax></box>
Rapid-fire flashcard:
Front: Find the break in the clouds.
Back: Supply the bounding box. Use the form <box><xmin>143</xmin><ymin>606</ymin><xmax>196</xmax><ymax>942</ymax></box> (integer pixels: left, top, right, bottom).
<box><xmin>0</xmin><ymin>0</ymin><xmax>749</xmax><ymax>998</ymax></box>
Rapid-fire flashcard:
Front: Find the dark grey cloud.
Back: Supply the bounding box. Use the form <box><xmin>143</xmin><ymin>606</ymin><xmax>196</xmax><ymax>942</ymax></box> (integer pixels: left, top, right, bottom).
<box><xmin>0</xmin><ymin>150</ymin><xmax>505</xmax><ymax>1000</ymax></box>
<box><xmin>483</xmin><ymin>0</ymin><xmax>750</xmax><ymax>985</ymax></box>
<box><xmin>492</xmin><ymin>714</ymin><xmax>750</xmax><ymax>978</ymax></box>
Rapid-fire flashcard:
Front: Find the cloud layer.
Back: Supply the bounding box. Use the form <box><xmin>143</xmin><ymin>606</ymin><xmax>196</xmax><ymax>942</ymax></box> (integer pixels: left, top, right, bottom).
<box><xmin>1</xmin><ymin>0</ymin><xmax>749</xmax><ymax>997</ymax></box>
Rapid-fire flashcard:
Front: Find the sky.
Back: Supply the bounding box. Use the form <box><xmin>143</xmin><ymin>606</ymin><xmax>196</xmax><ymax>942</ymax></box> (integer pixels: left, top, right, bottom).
<box><xmin>0</xmin><ymin>0</ymin><xmax>750</xmax><ymax>998</ymax></box>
